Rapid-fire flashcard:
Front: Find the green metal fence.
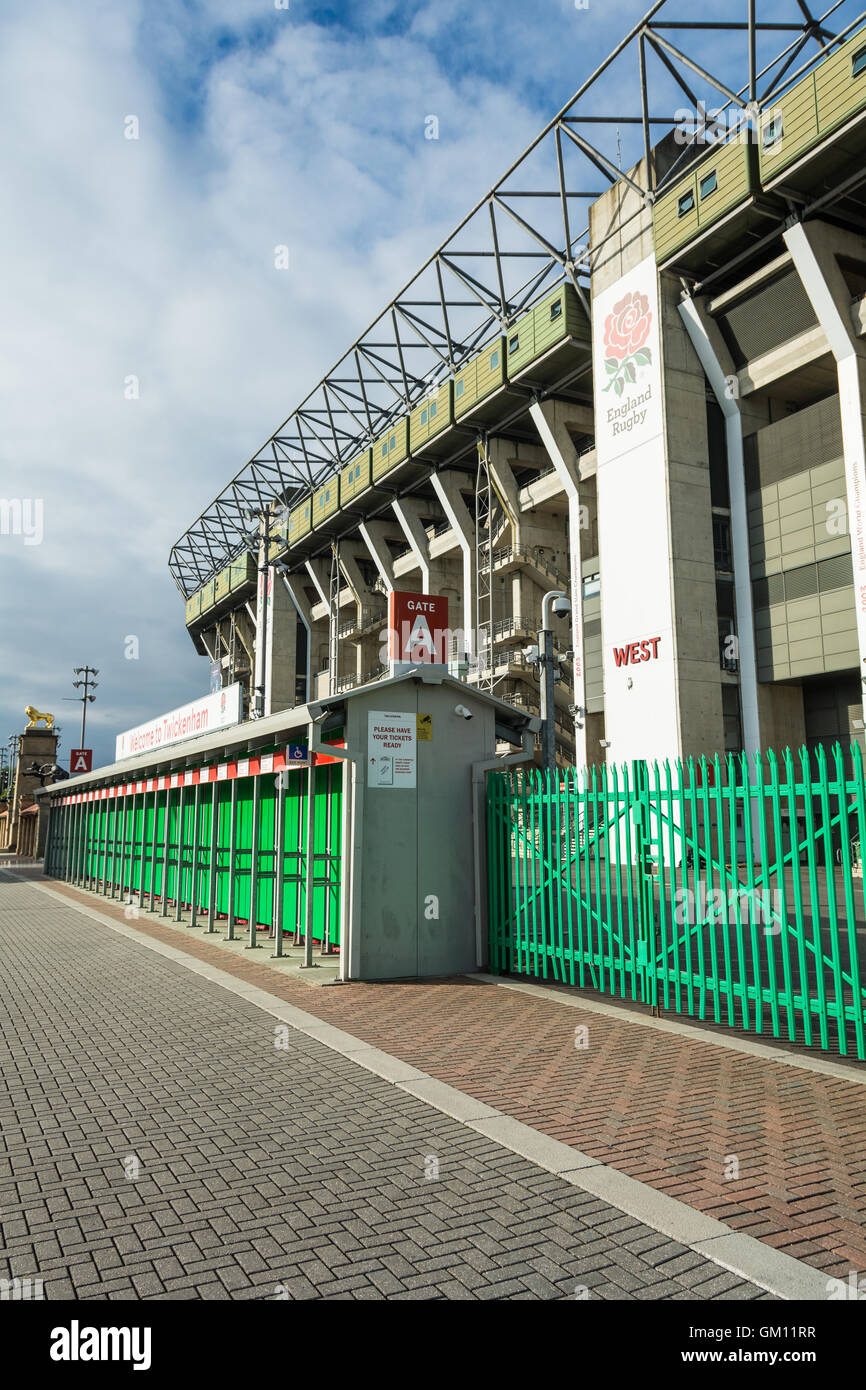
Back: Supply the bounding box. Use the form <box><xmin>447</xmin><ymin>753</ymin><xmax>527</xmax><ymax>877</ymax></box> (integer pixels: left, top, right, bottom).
<box><xmin>45</xmin><ymin>754</ymin><xmax>343</xmax><ymax>951</ymax></box>
<box><xmin>487</xmin><ymin>744</ymin><xmax>866</xmax><ymax>1060</ymax></box>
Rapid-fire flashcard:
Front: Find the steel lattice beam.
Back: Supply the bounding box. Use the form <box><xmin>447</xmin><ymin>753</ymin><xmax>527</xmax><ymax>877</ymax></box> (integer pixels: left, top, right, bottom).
<box><xmin>168</xmin><ymin>0</ymin><xmax>862</xmax><ymax>596</ymax></box>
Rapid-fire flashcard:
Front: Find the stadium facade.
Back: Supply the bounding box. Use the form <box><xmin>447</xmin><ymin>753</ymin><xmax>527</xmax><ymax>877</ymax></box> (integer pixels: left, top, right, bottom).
<box><xmin>170</xmin><ymin>1</ymin><xmax>866</xmax><ymax>773</ymax></box>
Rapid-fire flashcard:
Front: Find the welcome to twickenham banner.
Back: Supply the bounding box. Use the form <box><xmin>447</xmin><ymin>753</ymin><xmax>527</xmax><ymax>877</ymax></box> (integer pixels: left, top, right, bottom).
<box><xmin>114</xmin><ymin>684</ymin><xmax>243</xmax><ymax>762</ymax></box>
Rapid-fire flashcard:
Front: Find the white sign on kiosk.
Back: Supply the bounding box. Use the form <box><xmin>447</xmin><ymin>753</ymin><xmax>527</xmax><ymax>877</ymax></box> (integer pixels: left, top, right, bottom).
<box><xmin>368</xmin><ymin>711</ymin><xmax>417</xmax><ymax>789</ymax></box>
<box><xmin>115</xmin><ymin>684</ymin><xmax>243</xmax><ymax>762</ymax></box>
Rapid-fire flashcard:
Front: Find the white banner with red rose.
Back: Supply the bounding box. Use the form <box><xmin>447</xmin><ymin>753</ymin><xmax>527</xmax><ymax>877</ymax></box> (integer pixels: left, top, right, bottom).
<box><xmin>592</xmin><ymin>253</ymin><xmax>680</xmax><ymax>772</ymax></box>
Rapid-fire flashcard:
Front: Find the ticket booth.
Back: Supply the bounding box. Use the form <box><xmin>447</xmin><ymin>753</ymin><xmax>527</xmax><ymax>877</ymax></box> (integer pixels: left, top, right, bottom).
<box><xmin>309</xmin><ymin>668</ymin><xmax>538</xmax><ymax>980</ymax></box>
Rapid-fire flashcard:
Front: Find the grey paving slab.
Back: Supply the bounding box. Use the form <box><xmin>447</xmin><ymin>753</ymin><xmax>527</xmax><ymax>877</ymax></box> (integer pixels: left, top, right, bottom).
<box><xmin>0</xmin><ymin>877</ymin><xmax>773</xmax><ymax>1301</ymax></box>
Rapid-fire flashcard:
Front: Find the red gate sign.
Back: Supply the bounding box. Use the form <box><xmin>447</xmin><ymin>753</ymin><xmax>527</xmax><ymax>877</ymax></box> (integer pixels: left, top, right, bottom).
<box><xmin>387</xmin><ymin>591</ymin><xmax>450</xmax><ymax>664</ymax></box>
<box><xmin>70</xmin><ymin>749</ymin><xmax>93</xmax><ymax>774</ymax></box>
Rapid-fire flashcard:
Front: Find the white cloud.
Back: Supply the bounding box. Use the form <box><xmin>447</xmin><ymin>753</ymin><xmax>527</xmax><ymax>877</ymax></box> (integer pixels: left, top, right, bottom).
<box><xmin>0</xmin><ymin>0</ymin><xmax>641</xmax><ymax>768</ymax></box>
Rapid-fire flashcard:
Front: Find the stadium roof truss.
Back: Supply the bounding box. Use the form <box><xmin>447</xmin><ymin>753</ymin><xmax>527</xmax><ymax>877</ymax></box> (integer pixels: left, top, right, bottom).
<box><xmin>168</xmin><ymin>0</ymin><xmax>866</xmax><ymax>597</ymax></box>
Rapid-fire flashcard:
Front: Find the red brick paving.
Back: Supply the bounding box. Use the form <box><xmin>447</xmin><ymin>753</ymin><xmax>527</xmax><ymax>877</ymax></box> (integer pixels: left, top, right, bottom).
<box><xmin>21</xmin><ymin>873</ymin><xmax>866</xmax><ymax>1279</ymax></box>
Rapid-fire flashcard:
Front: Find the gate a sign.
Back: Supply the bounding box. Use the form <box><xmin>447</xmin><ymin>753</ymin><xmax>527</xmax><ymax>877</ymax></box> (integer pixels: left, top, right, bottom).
<box><xmin>70</xmin><ymin>749</ymin><xmax>93</xmax><ymax>774</ymax></box>
<box><xmin>388</xmin><ymin>590</ymin><xmax>449</xmax><ymax>670</ymax></box>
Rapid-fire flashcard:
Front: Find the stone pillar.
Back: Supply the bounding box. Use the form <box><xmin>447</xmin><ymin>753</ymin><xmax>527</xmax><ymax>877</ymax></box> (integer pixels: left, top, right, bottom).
<box><xmin>265</xmin><ymin>570</ymin><xmax>298</xmax><ymax>715</ymax></box>
<box><xmin>430</xmin><ymin>473</ymin><xmax>476</xmax><ymax>663</ymax></box>
<box><xmin>8</xmin><ymin>727</ymin><xmax>59</xmax><ymax>852</ymax></box>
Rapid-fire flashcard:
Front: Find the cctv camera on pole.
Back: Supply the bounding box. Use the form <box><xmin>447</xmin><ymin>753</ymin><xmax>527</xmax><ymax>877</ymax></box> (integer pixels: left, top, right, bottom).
<box><xmin>539</xmin><ymin>590</ymin><xmax>571</xmax><ymax>774</ymax></box>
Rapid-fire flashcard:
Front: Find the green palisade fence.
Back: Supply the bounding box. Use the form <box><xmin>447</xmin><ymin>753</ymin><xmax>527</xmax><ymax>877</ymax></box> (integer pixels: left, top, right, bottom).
<box><xmin>488</xmin><ymin>744</ymin><xmax>866</xmax><ymax>1060</ymax></box>
<box><xmin>46</xmin><ymin>758</ymin><xmax>343</xmax><ymax>951</ymax></box>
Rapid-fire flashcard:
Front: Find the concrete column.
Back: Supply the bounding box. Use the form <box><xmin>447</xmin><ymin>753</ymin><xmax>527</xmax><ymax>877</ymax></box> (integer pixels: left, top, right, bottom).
<box><xmin>784</xmin><ymin>221</ymin><xmax>866</xmax><ymax>700</ymax></box>
<box><xmin>304</xmin><ymin>558</ymin><xmax>330</xmax><ymax>608</ymax></box>
<box><xmin>358</xmin><ymin>522</ymin><xmax>396</xmax><ymax>592</ymax></box>
<box><xmin>264</xmin><ymin>568</ymin><xmax>297</xmax><ymax>715</ymax></box>
<box><xmin>338</xmin><ymin>542</ymin><xmax>384</xmax><ymax>682</ymax></box>
<box><xmin>485</xmin><ymin>441</ymin><xmax>521</xmax><ymax>548</ymax></box>
<box><xmin>431</xmin><ymin>472</ymin><xmax>476</xmax><ymax>661</ymax></box>
<box><xmin>678</xmin><ymin>295</ymin><xmax>762</xmax><ymax>757</ymax></box>
<box><xmin>392</xmin><ymin>499</ymin><xmax>434</xmax><ymax>591</ymax></box>
<box><xmin>530</xmin><ymin>399</ymin><xmax>590</xmax><ymax>769</ymax></box>
<box><xmin>338</xmin><ymin>543</ymin><xmax>377</xmax><ymax>609</ymax></box>
<box><xmin>304</xmin><ymin>558</ymin><xmax>335</xmax><ymax>698</ymax></box>
<box><xmin>284</xmin><ymin>573</ymin><xmax>313</xmax><ymax>703</ymax></box>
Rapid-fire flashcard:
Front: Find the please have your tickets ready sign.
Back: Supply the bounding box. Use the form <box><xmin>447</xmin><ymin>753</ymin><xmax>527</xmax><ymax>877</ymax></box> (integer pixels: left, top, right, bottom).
<box><xmin>368</xmin><ymin>711</ymin><xmax>417</xmax><ymax>789</ymax></box>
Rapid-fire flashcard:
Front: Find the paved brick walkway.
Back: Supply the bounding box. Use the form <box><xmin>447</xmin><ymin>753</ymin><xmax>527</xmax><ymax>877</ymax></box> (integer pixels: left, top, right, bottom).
<box><xmin>0</xmin><ymin>877</ymin><xmax>777</xmax><ymax>1301</ymax></box>
<box><xmin>17</xmin><ymin>871</ymin><xmax>866</xmax><ymax>1282</ymax></box>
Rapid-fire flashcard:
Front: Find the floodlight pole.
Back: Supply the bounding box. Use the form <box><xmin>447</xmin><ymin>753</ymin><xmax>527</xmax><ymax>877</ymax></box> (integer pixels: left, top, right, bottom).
<box><xmin>71</xmin><ymin>667</ymin><xmax>99</xmax><ymax>745</ymax></box>
<box><xmin>8</xmin><ymin>733</ymin><xmax>20</xmax><ymax>793</ymax></box>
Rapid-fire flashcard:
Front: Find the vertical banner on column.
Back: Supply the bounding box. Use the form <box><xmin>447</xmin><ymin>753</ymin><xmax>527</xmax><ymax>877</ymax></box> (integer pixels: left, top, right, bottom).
<box><xmin>593</xmin><ymin>253</ymin><xmax>678</xmax><ymax>768</ymax></box>
<box><xmin>568</xmin><ymin>492</ymin><xmax>587</xmax><ymax>768</ymax></box>
<box><xmin>263</xmin><ymin>565</ymin><xmax>279</xmax><ymax>718</ymax></box>
<box><xmin>254</xmin><ymin>564</ymin><xmax>272</xmax><ymax>716</ymax></box>
<box><xmin>838</xmin><ymin>357</ymin><xmax>866</xmax><ymax>664</ymax></box>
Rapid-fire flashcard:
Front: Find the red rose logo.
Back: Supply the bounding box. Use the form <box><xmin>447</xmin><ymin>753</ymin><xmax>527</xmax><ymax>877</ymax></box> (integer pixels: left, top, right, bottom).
<box><xmin>602</xmin><ymin>289</ymin><xmax>653</xmax><ymax>396</ymax></box>
<box><xmin>604</xmin><ymin>292</ymin><xmax>652</xmax><ymax>360</ymax></box>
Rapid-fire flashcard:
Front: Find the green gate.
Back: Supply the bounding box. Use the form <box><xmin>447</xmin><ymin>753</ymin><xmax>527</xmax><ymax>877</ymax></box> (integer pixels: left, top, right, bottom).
<box><xmin>488</xmin><ymin>744</ymin><xmax>866</xmax><ymax>1060</ymax></box>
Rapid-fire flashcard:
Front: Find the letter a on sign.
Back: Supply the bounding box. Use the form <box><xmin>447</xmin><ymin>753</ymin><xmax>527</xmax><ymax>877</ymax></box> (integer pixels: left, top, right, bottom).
<box><xmin>388</xmin><ymin>590</ymin><xmax>449</xmax><ymax>666</ymax></box>
<box><xmin>70</xmin><ymin>749</ymin><xmax>93</xmax><ymax>773</ymax></box>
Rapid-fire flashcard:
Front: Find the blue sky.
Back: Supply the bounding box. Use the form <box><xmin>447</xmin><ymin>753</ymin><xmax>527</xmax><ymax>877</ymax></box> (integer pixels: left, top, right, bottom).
<box><xmin>0</xmin><ymin>0</ymin><xmax>847</xmax><ymax>771</ymax></box>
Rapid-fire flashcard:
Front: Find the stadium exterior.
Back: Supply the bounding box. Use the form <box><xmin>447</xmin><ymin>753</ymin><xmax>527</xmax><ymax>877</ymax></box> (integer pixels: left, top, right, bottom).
<box><xmin>170</xmin><ymin>0</ymin><xmax>866</xmax><ymax>775</ymax></box>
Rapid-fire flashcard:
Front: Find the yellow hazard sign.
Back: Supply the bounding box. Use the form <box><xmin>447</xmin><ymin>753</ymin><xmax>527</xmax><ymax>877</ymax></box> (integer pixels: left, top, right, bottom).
<box><xmin>417</xmin><ymin>713</ymin><xmax>432</xmax><ymax>741</ymax></box>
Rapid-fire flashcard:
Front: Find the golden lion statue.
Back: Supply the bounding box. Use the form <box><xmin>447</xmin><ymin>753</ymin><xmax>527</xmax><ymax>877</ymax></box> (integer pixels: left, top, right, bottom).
<box><xmin>25</xmin><ymin>706</ymin><xmax>55</xmax><ymax>731</ymax></box>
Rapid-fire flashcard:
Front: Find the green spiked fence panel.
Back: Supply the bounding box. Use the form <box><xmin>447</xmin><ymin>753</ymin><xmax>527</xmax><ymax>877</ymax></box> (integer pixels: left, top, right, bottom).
<box><xmin>313</xmin><ymin>763</ymin><xmax>343</xmax><ymax>946</ymax></box>
<box><xmin>232</xmin><ymin>776</ymin><xmax>255</xmax><ymax>923</ymax></box>
<box><xmin>164</xmin><ymin>789</ymin><xmax>180</xmax><ymax>905</ymax></box>
<box><xmin>48</xmin><ymin>753</ymin><xmax>343</xmax><ymax>950</ymax></box>
<box><xmin>256</xmin><ymin>777</ymin><xmax>276</xmax><ymax>929</ymax></box>
<box><xmin>488</xmin><ymin>744</ymin><xmax>866</xmax><ymax>1060</ymax></box>
<box><xmin>279</xmin><ymin>769</ymin><xmax>307</xmax><ymax>933</ymax></box>
<box><xmin>214</xmin><ymin>783</ymin><xmax>235</xmax><ymax>919</ymax></box>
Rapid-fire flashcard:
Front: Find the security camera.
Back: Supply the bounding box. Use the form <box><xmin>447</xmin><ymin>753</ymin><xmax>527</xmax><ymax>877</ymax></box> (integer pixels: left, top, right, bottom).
<box><xmin>552</xmin><ymin>596</ymin><xmax>571</xmax><ymax>618</ymax></box>
<box><xmin>454</xmin><ymin>704</ymin><xmax>473</xmax><ymax>720</ymax></box>
<box><xmin>522</xmin><ymin>644</ymin><xmax>539</xmax><ymax>663</ymax></box>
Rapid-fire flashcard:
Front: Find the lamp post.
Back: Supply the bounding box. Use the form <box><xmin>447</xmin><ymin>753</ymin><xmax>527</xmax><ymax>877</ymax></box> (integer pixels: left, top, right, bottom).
<box><xmin>7</xmin><ymin>733</ymin><xmax>19</xmax><ymax>797</ymax></box>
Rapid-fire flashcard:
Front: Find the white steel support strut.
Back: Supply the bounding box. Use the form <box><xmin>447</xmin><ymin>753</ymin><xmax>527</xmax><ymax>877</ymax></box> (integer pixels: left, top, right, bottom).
<box><xmin>529</xmin><ymin>400</ymin><xmax>589</xmax><ymax>769</ymax></box>
<box><xmin>678</xmin><ymin>294</ymin><xmax>762</xmax><ymax>758</ymax></box>
<box><xmin>784</xmin><ymin>221</ymin><xmax>866</xmax><ymax>702</ymax></box>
